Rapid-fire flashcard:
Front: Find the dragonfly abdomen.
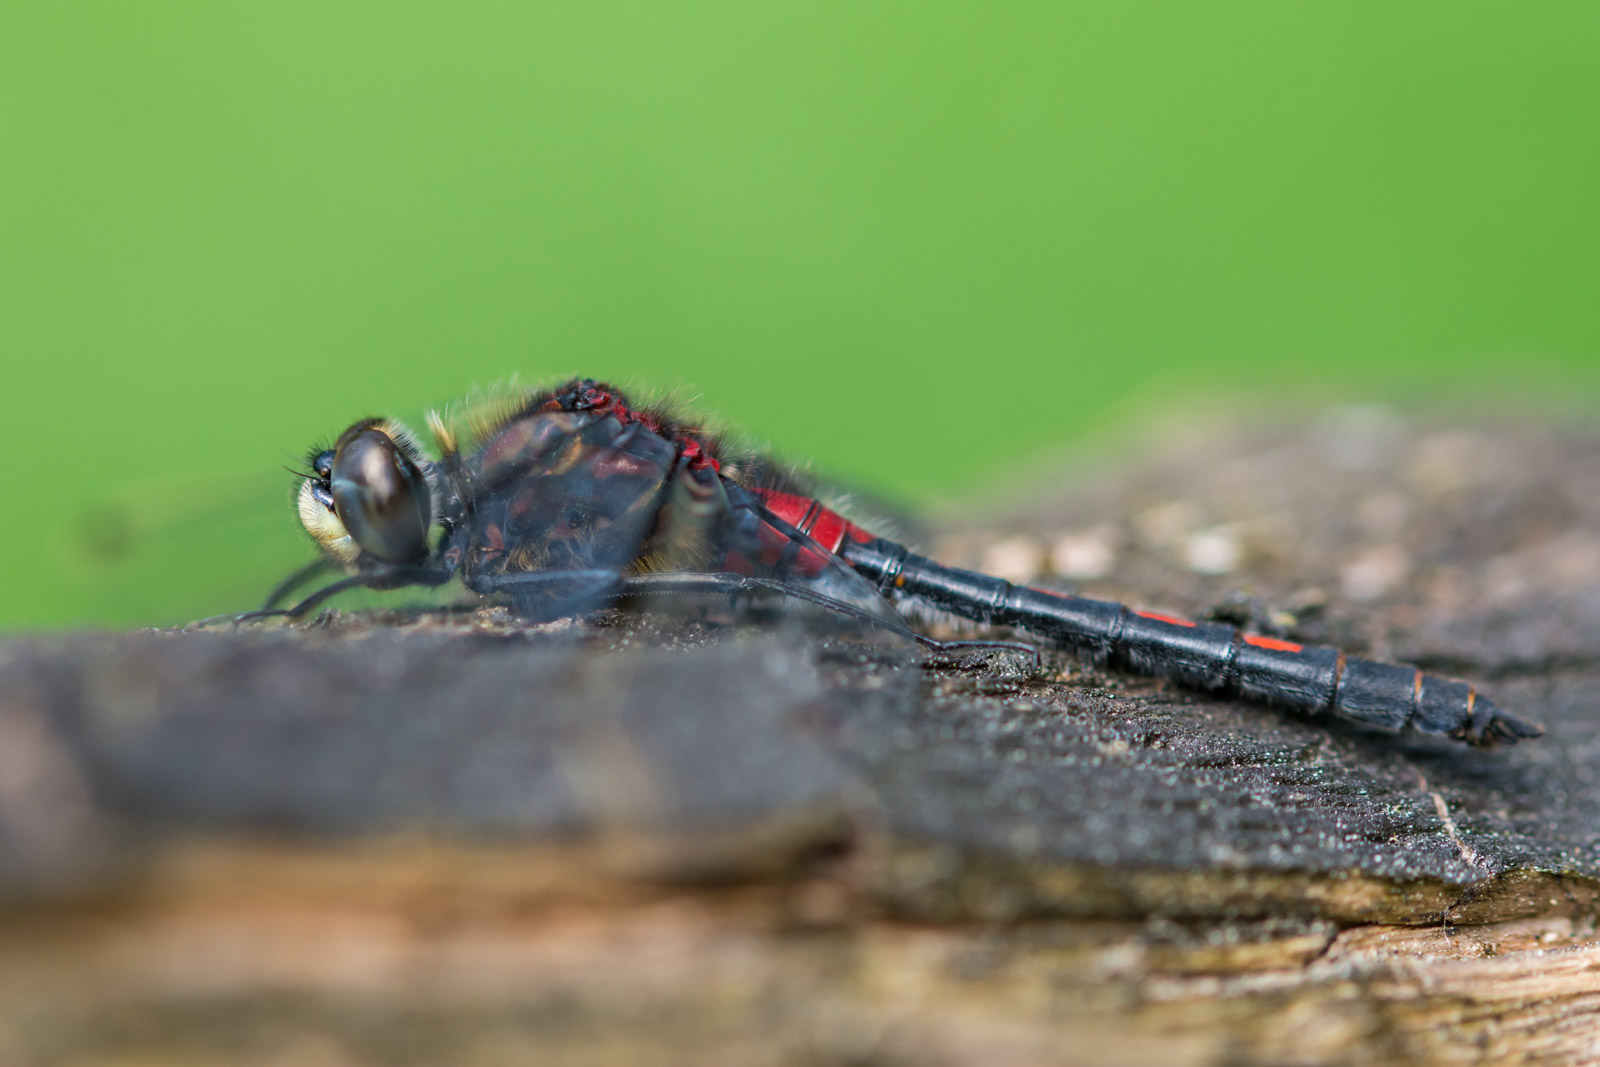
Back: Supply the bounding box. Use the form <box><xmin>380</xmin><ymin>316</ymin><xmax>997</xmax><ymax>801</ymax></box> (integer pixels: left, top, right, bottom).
<box><xmin>837</xmin><ymin>533</ymin><xmax>1541</xmax><ymax>746</ymax></box>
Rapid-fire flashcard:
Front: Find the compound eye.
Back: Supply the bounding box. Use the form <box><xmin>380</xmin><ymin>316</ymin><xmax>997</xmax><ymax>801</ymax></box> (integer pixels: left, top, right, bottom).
<box><xmin>329</xmin><ymin>428</ymin><xmax>432</xmax><ymax>563</ymax></box>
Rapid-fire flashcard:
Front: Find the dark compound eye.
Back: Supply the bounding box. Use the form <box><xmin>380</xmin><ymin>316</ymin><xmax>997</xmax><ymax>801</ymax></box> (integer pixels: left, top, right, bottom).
<box><xmin>311</xmin><ymin>449</ymin><xmax>336</xmax><ymax>481</ymax></box>
<box><xmin>329</xmin><ymin>428</ymin><xmax>432</xmax><ymax>563</ymax></box>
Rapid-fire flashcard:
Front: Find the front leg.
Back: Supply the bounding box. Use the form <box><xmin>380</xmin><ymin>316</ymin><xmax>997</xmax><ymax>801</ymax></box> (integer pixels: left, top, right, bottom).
<box><xmin>464</xmin><ymin>568</ymin><xmax>629</xmax><ymax>623</ymax></box>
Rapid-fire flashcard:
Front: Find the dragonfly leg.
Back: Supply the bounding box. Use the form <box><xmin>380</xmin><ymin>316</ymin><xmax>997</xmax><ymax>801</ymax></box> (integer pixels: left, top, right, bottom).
<box><xmin>618</xmin><ymin>572</ymin><xmax>911</xmax><ymax>632</ymax></box>
<box><xmin>464</xmin><ymin>568</ymin><xmax>630</xmax><ymax>622</ymax></box>
<box><xmin>618</xmin><ymin>572</ymin><xmax>1037</xmax><ymax>663</ymax></box>
<box><xmin>227</xmin><ymin>565</ymin><xmax>455</xmax><ymax>624</ymax></box>
<box><xmin>914</xmin><ymin>635</ymin><xmax>1042</xmax><ymax>669</ymax></box>
<box><xmin>456</xmin><ymin>568</ymin><xmax>913</xmax><ymax>634</ymax></box>
<box><xmin>260</xmin><ymin>557</ymin><xmax>336</xmax><ymax>610</ymax></box>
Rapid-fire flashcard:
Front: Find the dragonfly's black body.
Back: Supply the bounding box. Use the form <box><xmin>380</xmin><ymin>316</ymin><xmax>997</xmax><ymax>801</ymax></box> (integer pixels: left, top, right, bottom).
<box><xmin>266</xmin><ymin>377</ymin><xmax>1541</xmax><ymax>748</ymax></box>
<box><xmin>837</xmin><ymin>536</ymin><xmax>1538</xmax><ymax>745</ymax></box>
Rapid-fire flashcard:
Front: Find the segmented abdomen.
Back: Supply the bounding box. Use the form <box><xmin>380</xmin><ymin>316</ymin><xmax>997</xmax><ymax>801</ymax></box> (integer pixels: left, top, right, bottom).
<box><xmin>1005</xmin><ymin>587</ymin><xmax>1527</xmax><ymax>742</ymax></box>
<box><xmin>833</xmin><ymin>532</ymin><xmax>1541</xmax><ymax>746</ymax></box>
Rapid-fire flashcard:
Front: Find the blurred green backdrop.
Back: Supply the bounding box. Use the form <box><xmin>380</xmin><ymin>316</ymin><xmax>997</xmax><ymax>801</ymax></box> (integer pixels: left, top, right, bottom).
<box><xmin>3</xmin><ymin>2</ymin><xmax>1597</xmax><ymax>628</ymax></box>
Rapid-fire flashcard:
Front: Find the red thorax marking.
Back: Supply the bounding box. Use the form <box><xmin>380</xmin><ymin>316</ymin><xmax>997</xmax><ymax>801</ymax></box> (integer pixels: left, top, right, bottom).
<box><xmin>1243</xmin><ymin>634</ymin><xmax>1304</xmax><ymax>654</ymax></box>
<box><xmin>677</xmin><ymin>436</ymin><xmax>721</xmax><ymax>473</ymax></box>
<box><xmin>1134</xmin><ymin>610</ymin><xmax>1196</xmax><ymax>628</ymax></box>
<box><xmin>544</xmin><ymin>384</ymin><xmax>722</xmax><ymax>473</ymax></box>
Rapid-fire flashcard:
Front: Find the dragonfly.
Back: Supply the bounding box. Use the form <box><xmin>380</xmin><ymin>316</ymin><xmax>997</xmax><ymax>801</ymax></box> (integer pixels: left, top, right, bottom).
<box><xmin>252</xmin><ymin>377</ymin><xmax>1541</xmax><ymax>747</ymax></box>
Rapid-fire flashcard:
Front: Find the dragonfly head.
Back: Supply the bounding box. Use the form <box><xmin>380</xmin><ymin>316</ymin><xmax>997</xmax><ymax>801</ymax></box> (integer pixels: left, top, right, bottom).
<box><xmin>297</xmin><ymin>419</ymin><xmax>435</xmax><ymax>565</ymax></box>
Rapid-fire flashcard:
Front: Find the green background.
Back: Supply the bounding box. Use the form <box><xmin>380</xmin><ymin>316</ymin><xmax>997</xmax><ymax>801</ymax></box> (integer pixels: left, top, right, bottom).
<box><xmin>3</xmin><ymin>3</ymin><xmax>1597</xmax><ymax>628</ymax></box>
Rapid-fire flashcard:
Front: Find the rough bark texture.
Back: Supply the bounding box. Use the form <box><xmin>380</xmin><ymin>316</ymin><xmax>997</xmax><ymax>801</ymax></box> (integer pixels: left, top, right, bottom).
<box><xmin>3</xmin><ymin>412</ymin><xmax>1599</xmax><ymax>1066</ymax></box>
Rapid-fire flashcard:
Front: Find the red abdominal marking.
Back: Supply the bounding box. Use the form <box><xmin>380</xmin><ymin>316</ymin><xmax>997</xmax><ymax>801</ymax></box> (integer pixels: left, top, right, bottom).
<box><xmin>1243</xmin><ymin>634</ymin><xmax>1304</xmax><ymax>654</ymax></box>
<box><xmin>1135</xmin><ymin>610</ymin><xmax>1197</xmax><ymax>628</ymax></box>
<box><xmin>753</xmin><ymin>522</ymin><xmax>791</xmax><ymax>565</ymax></box>
<box><xmin>754</xmin><ymin>489</ymin><xmax>870</xmax><ymax>553</ymax></box>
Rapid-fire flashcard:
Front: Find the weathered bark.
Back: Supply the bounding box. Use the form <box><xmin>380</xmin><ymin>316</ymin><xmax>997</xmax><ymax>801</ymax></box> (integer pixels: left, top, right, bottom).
<box><xmin>3</xmin><ymin>412</ymin><xmax>1598</xmax><ymax>1066</ymax></box>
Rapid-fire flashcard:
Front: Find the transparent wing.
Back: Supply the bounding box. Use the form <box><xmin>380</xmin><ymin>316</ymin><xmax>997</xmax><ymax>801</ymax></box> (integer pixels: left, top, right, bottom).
<box><xmin>454</xmin><ymin>410</ymin><xmax>680</xmax><ymax>621</ymax></box>
<box><xmin>451</xmin><ymin>407</ymin><xmax>914</xmax><ymax>648</ymax></box>
<box><xmin>626</xmin><ymin>462</ymin><xmax>920</xmax><ymax>648</ymax></box>
<box><xmin>68</xmin><ymin>467</ymin><xmax>335</xmax><ymax>626</ymax></box>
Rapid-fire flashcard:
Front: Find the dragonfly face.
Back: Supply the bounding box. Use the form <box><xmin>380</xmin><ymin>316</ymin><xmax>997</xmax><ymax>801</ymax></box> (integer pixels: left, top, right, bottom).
<box><xmin>297</xmin><ymin>418</ymin><xmax>440</xmax><ymax>567</ymax></box>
